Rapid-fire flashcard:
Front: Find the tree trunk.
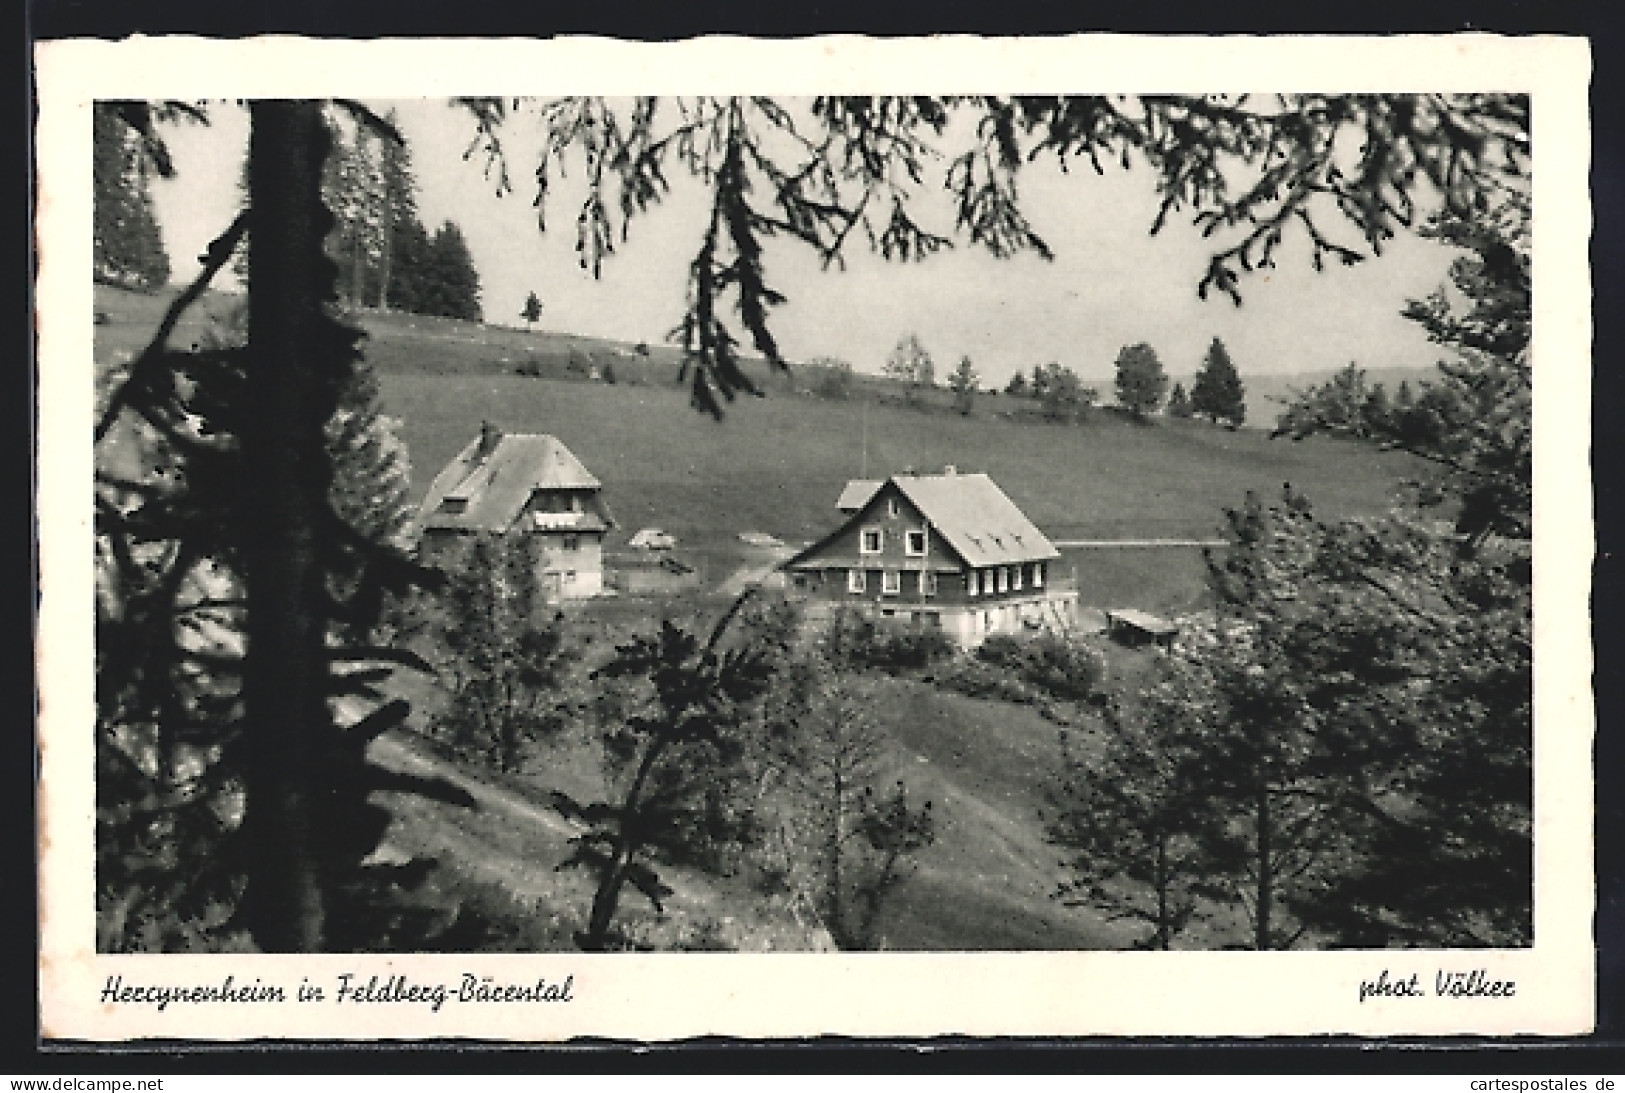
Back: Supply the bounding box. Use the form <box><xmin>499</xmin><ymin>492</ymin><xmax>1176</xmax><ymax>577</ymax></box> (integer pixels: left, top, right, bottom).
<box><xmin>236</xmin><ymin>101</ymin><xmax>338</xmax><ymax>952</ymax></box>
<box><xmin>1255</xmin><ymin>783</ymin><xmax>1273</xmax><ymax>951</ymax></box>
<box><xmin>584</xmin><ymin>854</ymin><xmax>629</xmax><ymax>951</ymax></box>
<box><xmin>377</xmin><ymin>208</ymin><xmax>392</xmax><ymax>310</ymax></box>
<box><xmin>1155</xmin><ymin>832</ymin><xmax>1170</xmax><ymax>951</ymax></box>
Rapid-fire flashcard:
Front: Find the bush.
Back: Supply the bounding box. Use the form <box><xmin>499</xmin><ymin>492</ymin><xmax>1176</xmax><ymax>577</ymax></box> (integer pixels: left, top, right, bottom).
<box><xmin>929</xmin><ymin>656</ymin><xmax>1035</xmax><ymax>704</ymax></box>
<box><xmin>822</xmin><ymin>609</ymin><xmax>956</xmax><ymax>674</ymax></box>
<box><xmin>974</xmin><ymin>630</ymin><xmax>1106</xmax><ymax>701</ymax></box>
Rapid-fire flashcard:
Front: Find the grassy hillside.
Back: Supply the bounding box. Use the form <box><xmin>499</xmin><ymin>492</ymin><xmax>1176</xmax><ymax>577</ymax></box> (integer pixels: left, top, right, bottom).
<box><xmin>91</xmin><ymin>284</ymin><xmax>1429</xmax><ymax>952</ymax></box>
<box><xmin>92</xmin><ymin>285</ymin><xmax>1418</xmax><ymax>616</ymax></box>
<box><xmin>383</xmin><ymin>372</ymin><xmax>1413</xmax><ymax>541</ymax></box>
<box><xmin>379</xmin><ymin>369</ymin><xmax>1416</xmax><ymax>618</ymax></box>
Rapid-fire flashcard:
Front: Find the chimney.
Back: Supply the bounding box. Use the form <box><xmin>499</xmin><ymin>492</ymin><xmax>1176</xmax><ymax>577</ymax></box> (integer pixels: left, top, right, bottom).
<box><xmin>942</xmin><ymin>464</ymin><xmax>957</xmax><ymax>476</ymax></box>
<box><xmin>476</xmin><ymin>420</ymin><xmax>501</xmax><ymax>461</ymax></box>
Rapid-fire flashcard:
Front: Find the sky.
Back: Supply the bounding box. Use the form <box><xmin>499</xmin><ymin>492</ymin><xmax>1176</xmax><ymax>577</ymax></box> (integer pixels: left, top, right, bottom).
<box><xmin>146</xmin><ymin>99</ymin><xmax>1461</xmax><ymax>387</ymax></box>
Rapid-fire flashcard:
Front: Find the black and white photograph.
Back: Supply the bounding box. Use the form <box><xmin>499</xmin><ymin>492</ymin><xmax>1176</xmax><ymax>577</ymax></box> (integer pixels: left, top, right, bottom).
<box><xmin>36</xmin><ymin>34</ymin><xmax>1594</xmax><ymax>1039</ymax></box>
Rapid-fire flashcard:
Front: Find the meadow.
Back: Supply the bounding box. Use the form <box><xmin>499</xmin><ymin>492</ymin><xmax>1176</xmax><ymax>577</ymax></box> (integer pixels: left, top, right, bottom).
<box><xmin>94</xmin><ymin>285</ymin><xmax>1427</xmax><ymax>951</ymax></box>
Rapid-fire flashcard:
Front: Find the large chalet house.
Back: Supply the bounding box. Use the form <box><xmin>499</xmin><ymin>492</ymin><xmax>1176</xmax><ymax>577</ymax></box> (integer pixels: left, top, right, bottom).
<box><xmin>416</xmin><ymin>423</ymin><xmax>613</xmax><ymax>603</ymax></box>
<box><xmin>784</xmin><ymin>468</ymin><xmax>1078</xmax><ymax>647</ymax></box>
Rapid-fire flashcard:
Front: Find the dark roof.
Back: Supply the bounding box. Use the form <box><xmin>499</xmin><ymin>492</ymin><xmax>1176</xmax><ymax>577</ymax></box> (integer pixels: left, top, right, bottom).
<box><xmin>1106</xmin><ymin>609</ymin><xmax>1178</xmax><ymax>637</ymax></box>
<box><xmin>418</xmin><ymin>432</ymin><xmax>610</xmax><ymax>533</ymax></box>
<box><xmin>789</xmin><ymin>472</ymin><xmax>1059</xmax><ymax>570</ymax></box>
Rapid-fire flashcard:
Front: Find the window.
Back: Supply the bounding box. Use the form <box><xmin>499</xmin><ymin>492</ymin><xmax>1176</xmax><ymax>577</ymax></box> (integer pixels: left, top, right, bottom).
<box><xmin>966</xmin><ymin>572</ymin><xmax>978</xmax><ymax>596</ymax></box>
<box><xmin>848</xmin><ymin>569</ymin><xmax>866</xmax><ymax>593</ymax></box>
<box><xmin>440</xmin><ymin>497</ymin><xmax>468</xmax><ymax>515</ymax></box>
<box><xmin>861</xmin><ymin>528</ymin><xmax>884</xmax><ymax>554</ymax></box>
<box><xmin>920</xmin><ymin>571</ymin><xmax>937</xmax><ymax>596</ymax></box>
<box><xmin>888</xmin><ymin>498</ymin><xmax>900</xmax><ymax>518</ymax></box>
<box><xmin>980</xmin><ymin>570</ymin><xmax>992</xmax><ymax>595</ymax></box>
<box><xmin>882</xmin><ymin>570</ymin><xmax>901</xmax><ymax>595</ymax></box>
<box><xmin>995</xmin><ymin>568</ymin><xmax>1007</xmax><ymax>594</ymax></box>
<box><xmin>1033</xmin><ymin>563</ymin><xmax>1044</xmax><ymax>588</ymax></box>
<box><xmin>905</xmin><ymin>530</ymin><xmax>927</xmax><ymax>556</ymax></box>
<box><xmin>563</xmin><ymin>534</ymin><xmax>580</xmax><ymax>551</ymax></box>
<box><xmin>1011</xmin><ymin>565</ymin><xmax>1023</xmax><ymax>591</ymax></box>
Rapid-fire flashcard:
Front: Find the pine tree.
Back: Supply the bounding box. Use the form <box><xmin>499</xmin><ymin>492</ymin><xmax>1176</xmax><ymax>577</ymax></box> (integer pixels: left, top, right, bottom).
<box><xmin>1113</xmin><ymin>342</ymin><xmax>1168</xmax><ymax>420</ymax></box>
<box><xmin>521</xmin><ymin>291</ymin><xmax>543</xmax><ymax>331</ymax></box>
<box><xmin>414</xmin><ymin>221</ymin><xmax>482</xmax><ymax>322</ymax></box>
<box><xmin>1190</xmin><ymin>337</ymin><xmax>1246</xmax><ymax>427</ymax></box>
<box><xmin>434</xmin><ymin>535</ymin><xmax>573</xmax><ymax>774</ymax></box>
<box><xmin>92</xmin><ymin>104</ymin><xmax>171</xmax><ymax>291</ymax></box>
<box><xmin>1166</xmin><ymin>381</ymin><xmax>1192</xmax><ymax>418</ymax></box>
<box><xmin>374</xmin><ymin>110</ymin><xmax>417</xmax><ymax>310</ymax></box>
<box><xmin>1031</xmin><ymin>362</ymin><xmax>1090</xmax><ymax>423</ymax></box>
<box><xmin>758</xmin><ymin>662</ymin><xmax>935</xmax><ymax>950</ymax></box>
<box><xmin>948</xmin><ymin>355</ymin><xmax>979</xmax><ymax>415</ymax></box>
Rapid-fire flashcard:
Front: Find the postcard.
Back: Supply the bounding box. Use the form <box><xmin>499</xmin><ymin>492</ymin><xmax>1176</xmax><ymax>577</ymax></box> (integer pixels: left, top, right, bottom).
<box><xmin>35</xmin><ymin>32</ymin><xmax>1594</xmax><ymax>1040</ymax></box>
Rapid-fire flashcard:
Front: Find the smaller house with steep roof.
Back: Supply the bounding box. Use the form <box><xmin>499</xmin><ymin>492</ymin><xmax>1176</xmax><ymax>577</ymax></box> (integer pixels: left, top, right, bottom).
<box><xmin>784</xmin><ymin>467</ymin><xmax>1078</xmax><ymax>648</ymax></box>
<box><xmin>417</xmin><ymin>422</ymin><xmax>614</xmax><ymax>602</ymax></box>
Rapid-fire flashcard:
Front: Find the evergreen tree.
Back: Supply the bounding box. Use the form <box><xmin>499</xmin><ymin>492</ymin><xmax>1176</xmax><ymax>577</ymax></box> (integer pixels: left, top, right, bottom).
<box><xmin>948</xmin><ymin>355</ymin><xmax>979</xmax><ymax>415</ymax></box>
<box><xmin>1031</xmin><ymin>361</ymin><xmax>1091</xmax><ymax>423</ymax></box>
<box><xmin>521</xmin><ymin>291</ymin><xmax>543</xmax><ymax>331</ymax></box>
<box><xmin>553</xmin><ymin>615</ymin><xmax>780</xmax><ymax>950</ymax></box>
<box><xmin>433</xmin><ymin>535</ymin><xmax>574</xmax><ymax>774</ymax></box>
<box><xmin>1004</xmin><ymin>372</ymin><xmax>1029</xmax><ymax>397</ymax></box>
<box><xmin>1191</xmin><ymin>337</ymin><xmax>1247</xmax><ymax>427</ymax></box>
<box><xmin>385</xmin><ymin>218</ymin><xmax>433</xmax><ymax>314</ymax></box>
<box><xmin>93</xmin><ymin>104</ymin><xmax>171</xmax><ymax>291</ymax></box>
<box><xmin>374</xmin><ymin>109</ymin><xmax>417</xmax><ymax>310</ymax></box>
<box><xmin>757</xmin><ymin>661</ymin><xmax>935</xmax><ymax>950</ymax></box>
<box><xmin>413</xmin><ymin>221</ymin><xmax>483</xmax><ymax>322</ymax></box>
<box><xmin>1050</xmin><ymin>693</ymin><xmax>1226</xmax><ymax>950</ymax></box>
<box><xmin>1166</xmin><ymin>381</ymin><xmax>1192</xmax><ymax>418</ymax></box>
<box><xmin>1114</xmin><ymin>342</ymin><xmax>1168</xmax><ymax>419</ymax></box>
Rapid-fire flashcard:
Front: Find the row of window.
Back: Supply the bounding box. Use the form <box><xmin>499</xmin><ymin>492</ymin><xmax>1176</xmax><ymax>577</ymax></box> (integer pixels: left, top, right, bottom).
<box><xmin>848</xmin><ymin>569</ymin><xmax>938</xmax><ymax>595</ymax></box>
<box><xmin>967</xmin><ymin>563</ymin><xmax>1043</xmax><ymax>596</ymax></box>
<box><xmin>845</xmin><ymin>563</ymin><xmax>1045</xmax><ymax>597</ymax></box>
<box><xmin>860</xmin><ymin>527</ymin><xmax>929</xmax><ymax>556</ymax></box>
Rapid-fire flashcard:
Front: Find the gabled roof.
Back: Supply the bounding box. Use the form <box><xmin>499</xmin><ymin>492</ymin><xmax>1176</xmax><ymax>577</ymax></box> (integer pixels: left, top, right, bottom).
<box><xmin>836</xmin><ymin>480</ymin><xmax>883</xmax><ymax>512</ymax></box>
<box><xmin>789</xmin><ymin>471</ymin><xmax>1059</xmax><ymax>570</ymax></box>
<box><xmin>419</xmin><ymin>432</ymin><xmax>608</xmax><ymax>533</ymax></box>
<box><xmin>893</xmin><ymin>473</ymin><xmax>1059</xmax><ymax>567</ymax></box>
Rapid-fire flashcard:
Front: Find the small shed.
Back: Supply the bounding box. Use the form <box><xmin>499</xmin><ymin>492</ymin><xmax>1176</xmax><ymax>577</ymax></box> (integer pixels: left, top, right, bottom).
<box><xmin>1105</xmin><ymin>609</ymin><xmax>1179</xmax><ymax>649</ymax></box>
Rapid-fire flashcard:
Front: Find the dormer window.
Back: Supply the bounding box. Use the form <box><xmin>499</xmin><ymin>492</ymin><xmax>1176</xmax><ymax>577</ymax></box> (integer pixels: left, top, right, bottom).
<box><xmin>905</xmin><ymin>530</ymin><xmax>927</xmax><ymax>557</ymax></box>
<box><xmin>861</xmin><ymin>528</ymin><xmax>884</xmax><ymax>554</ymax></box>
<box><xmin>440</xmin><ymin>497</ymin><xmax>468</xmax><ymax>515</ymax></box>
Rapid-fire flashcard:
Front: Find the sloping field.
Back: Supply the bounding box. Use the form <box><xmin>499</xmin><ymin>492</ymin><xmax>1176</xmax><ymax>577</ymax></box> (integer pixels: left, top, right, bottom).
<box><xmin>379</xmin><ymin>372</ymin><xmax>1415</xmax><ymax>546</ymax></box>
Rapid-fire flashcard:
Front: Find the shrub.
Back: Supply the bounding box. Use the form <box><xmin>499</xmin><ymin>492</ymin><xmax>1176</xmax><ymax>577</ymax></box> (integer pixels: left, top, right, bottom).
<box><xmin>822</xmin><ymin>609</ymin><xmax>956</xmax><ymax>674</ymax></box>
<box><xmin>976</xmin><ymin>629</ymin><xmax>1106</xmax><ymax>701</ymax></box>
